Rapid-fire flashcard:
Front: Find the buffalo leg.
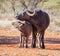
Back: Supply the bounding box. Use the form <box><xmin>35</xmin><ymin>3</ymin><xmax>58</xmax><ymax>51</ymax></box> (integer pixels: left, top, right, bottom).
<box><xmin>40</xmin><ymin>31</ymin><xmax>45</xmax><ymax>49</ymax></box>
<box><xmin>31</xmin><ymin>29</ymin><xmax>37</xmax><ymax>48</ymax></box>
<box><xmin>37</xmin><ymin>34</ymin><xmax>41</xmax><ymax>48</ymax></box>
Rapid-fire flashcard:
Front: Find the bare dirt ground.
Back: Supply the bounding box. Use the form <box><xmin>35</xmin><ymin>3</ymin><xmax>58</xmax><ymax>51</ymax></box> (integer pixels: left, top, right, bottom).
<box><xmin>0</xmin><ymin>28</ymin><xmax>60</xmax><ymax>56</ymax></box>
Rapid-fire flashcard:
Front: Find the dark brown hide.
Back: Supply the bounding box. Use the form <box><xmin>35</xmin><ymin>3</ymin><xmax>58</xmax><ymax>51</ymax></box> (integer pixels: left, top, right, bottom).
<box><xmin>12</xmin><ymin>21</ymin><xmax>32</xmax><ymax>48</ymax></box>
<box><xmin>16</xmin><ymin>10</ymin><xmax>50</xmax><ymax>49</ymax></box>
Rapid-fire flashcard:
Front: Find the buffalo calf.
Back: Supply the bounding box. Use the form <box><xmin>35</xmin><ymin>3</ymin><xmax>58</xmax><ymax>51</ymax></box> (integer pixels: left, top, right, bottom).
<box><xmin>12</xmin><ymin>20</ymin><xmax>32</xmax><ymax>48</ymax></box>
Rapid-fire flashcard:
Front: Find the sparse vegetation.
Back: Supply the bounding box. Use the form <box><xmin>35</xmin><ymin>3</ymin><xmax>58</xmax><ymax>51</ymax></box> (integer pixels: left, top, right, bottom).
<box><xmin>0</xmin><ymin>0</ymin><xmax>60</xmax><ymax>31</ymax></box>
<box><xmin>55</xmin><ymin>21</ymin><xmax>60</xmax><ymax>27</ymax></box>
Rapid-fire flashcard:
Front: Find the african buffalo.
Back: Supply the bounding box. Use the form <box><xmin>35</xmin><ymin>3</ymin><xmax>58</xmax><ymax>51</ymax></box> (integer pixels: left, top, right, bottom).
<box><xmin>16</xmin><ymin>9</ymin><xmax>50</xmax><ymax>49</ymax></box>
<box><xmin>12</xmin><ymin>20</ymin><xmax>32</xmax><ymax>48</ymax></box>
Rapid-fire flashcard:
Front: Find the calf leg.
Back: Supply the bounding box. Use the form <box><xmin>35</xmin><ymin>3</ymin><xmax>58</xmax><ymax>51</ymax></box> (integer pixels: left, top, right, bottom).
<box><xmin>26</xmin><ymin>37</ymin><xmax>28</xmax><ymax>48</ymax></box>
<box><xmin>20</xmin><ymin>35</ymin><xmax>22</xmax><ymax>48</ymax></box>
<box><xmin>20</xmin><ymin>35</ymin><xmax>24</xmax><ymax>48</ymax></box>
<box><xmin>22</xmin><ymin>37</ymin><xmax>25</xmax><ymax>48</ymax></box>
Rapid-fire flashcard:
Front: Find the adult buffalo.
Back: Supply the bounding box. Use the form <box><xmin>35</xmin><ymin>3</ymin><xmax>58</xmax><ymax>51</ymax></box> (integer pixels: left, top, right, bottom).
<box><xmin>16</xmin><ymin>9</ymin><xmax>50</xmax><ymax>49</ymax></box>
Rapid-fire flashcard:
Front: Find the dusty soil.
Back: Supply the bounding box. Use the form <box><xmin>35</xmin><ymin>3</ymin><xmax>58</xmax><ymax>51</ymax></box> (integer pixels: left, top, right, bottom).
<box><xmin>0</xmin><ymin>28</ymin><xmax>60</xmax><ymax>56</ymax></box>
<box><xmin>0</xmin><ymin>44</ymin><xmax>60</xmax><ymax>56</ymax></box>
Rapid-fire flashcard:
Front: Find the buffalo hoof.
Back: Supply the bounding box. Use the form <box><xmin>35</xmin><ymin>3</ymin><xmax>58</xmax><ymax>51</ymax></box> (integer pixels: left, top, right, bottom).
<box><xmin>26</xmin><ymin>46</ymin><xmax>28</xmax><ymax>48</ymax></box>
<box><xmin>31</xmin><ymin>45</ymin><xmax>36</xmax><ymax>48</ymax></box>
<box><xmin>41</xmin><ymin>46</ymin><xmax>45</xmax><ymax>49</ymax></box>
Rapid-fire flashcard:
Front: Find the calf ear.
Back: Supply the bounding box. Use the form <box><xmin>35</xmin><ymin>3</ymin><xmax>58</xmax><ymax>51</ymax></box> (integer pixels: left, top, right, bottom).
<box><xmin>18</xmin><ymin>21</ymin><xmax>25</xmax><ymax>24</ymax></box>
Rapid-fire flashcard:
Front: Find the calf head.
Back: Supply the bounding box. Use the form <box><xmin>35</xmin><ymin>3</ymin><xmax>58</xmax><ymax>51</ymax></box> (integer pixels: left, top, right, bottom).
<box><xmin>12</xmin><ymin>20</ymin><xmax>25</xmax><ymax>29</ymax></box>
